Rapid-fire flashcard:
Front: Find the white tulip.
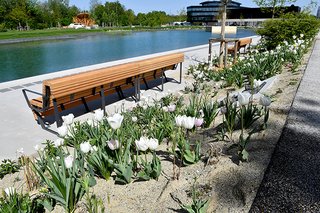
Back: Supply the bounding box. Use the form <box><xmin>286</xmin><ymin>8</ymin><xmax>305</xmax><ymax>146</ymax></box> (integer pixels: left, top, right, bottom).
<box><xmin>107</xmin><ymin>113</ymin><xmax>124</xmax><ymax>130</ymax></box>
<box><xmin>4</xmin><ymin>187</ymin><xmax>15</xmax><ymax>197</ymax></box>
<box><xmin>168</xmin><ymin>104</ymin><xmax>176</xmax><ymax>112</ymax></box>
<box><xmin>80</xmin><ymin>142</ymin><xmax>92</xmax><ymax>153</ymax></box>
<box><xmin>135</xmin><ymin>136</ymin><xmax>149</xmax><ymax>151</ymax></box>
<box><xmin>131</xmin><ymin>116</ymin><xmax>138</xmax><ymax>122</ymax></box>
<box><xmin>253</xmin><ymin>79</ymin><xmax>262</xmax><ymax>89</ymax></box>
<box><xmin>238</xmin><ymin>92</ymin><xmax>250</xmax><ymax>106</ymax></box>
<box><xmin>260</xmin><ymin>95</ymin><xmax>271</xmax><ymax>106</ymax></box>
<box><xmin>54</xmin><ymin>138</ymin><xmax>64</xmax><ymax>147</ymax></box>
<box><xmin>148</xmin><ymin>138</ymin><xmax>159</xmax><ymax>150</ymax></box>
<box><xmin>94</xmin><ymin>109</ymin><xmax>104</xmax><ymax>121</ymax></box>
<box><xmin>64</xmin><ymin>155</ymin><xmax>74</xmax><ymax>169</ymax></box>
<box><xmin>107</xmin><ymin>139</ymin><xmax>120</xmax><ymax>150</ymax></box>
<box><xmin>182</xmin><ymin>116</ymin><xmax>195</xmax><ymax>129</ymax></box>
<box><xmin>162</xmin><ymin>106</ymin><xmax>169</xmax><ymax>112</ymax></box>
<box><xmin>62</xmin><ymin>113</ymin><xmax>74</xmax><ymax>125</ymax></box>
<box><xmin>57</xmin><ymin>125</ymin><xmax>68</xmax><ymax>137</ymax></box>
<box><xmin>194</xmin><ymin>118</ymin><xmax>204</xmax><ymax>127</ymax></box>
<box><xmin>175</xmin><ymin>115</ymin><xmax>184</xmax><ymax>127</ymax></box>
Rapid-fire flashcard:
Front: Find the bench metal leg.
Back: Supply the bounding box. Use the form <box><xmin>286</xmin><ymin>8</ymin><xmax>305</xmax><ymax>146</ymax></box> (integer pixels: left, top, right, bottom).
<box><xmin>100</xmin><ymin>86</ymin><xmax>106</xmax><ymax>115</ymax></box>
<box><xmin>161</xmin><ymin>70</ymin><xmax>164</xmax><ymax>91</ymax></box>
<box><xmin>81</xmin><ymin>97</ymin><xmax>90</xmax><ymax>112</ymax></box>
<box><xmin>134</xmin><ymin>76</ymin><xmax>140</xmax><ymax>102</ymax></box>
<box><xmin>179</xmin><ymin>62</ymin><xmax>182</xmax><ymax>84</ymax></box>
<box><xmin>53</xmin><ymin>100</ymin><xmax>63</xmax><ymax>127</ymax></box>
<box><xmin>143</xmin><ymin>78</ymin><xmax>149</xmax><ymax>89</ymax></box>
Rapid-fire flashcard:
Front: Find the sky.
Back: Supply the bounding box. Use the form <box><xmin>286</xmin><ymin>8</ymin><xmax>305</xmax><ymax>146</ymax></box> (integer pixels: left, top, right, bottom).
<box><xmin>69</xmin><ymin>0</ymin><xmax>318</xmax><ymax>15</ymax></box>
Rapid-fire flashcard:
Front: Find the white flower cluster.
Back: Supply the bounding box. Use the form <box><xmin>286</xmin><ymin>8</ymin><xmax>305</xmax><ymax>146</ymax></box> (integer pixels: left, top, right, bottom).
<box><xmin>135</xmin><ymin>136</ymin><xmax>159</xmax><ymax>151</ymax></box>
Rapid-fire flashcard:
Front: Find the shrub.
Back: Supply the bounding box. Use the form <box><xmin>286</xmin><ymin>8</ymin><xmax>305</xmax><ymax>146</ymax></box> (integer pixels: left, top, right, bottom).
<box><xmin>257</xmin><ymin>12</ymin><xmax>320</xmax><ymax>49</ymax></box>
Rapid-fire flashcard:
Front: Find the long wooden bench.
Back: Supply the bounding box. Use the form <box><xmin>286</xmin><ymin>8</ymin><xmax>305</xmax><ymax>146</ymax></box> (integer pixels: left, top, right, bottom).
<box><xmin>227</xmin><ymin>37</ymin><xmax>252</xmax><ymax>54</ymax></box>
<box><xmin>23</xmin><ymin>53</ymin><xmax>184</xmax><ymax>134</ymax></box>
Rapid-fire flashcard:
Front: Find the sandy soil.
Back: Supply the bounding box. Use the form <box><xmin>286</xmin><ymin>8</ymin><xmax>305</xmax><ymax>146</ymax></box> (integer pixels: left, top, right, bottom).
<box><xmin>0</xmin><ymin>52</ymin><xmax>309</xmax><ymax>212</ymax></box>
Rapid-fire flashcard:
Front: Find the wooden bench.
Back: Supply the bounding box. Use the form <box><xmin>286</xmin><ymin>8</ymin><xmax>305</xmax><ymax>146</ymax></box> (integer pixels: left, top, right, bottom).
<box><xmin>227</xmin><ymin>38</ymin><xmax>252</xmax><ymax>54</ymax></box>
<box><xmin>22</xmin><ymin>53</ymin><xmax>184</xmax><ymax>134</ymax></box>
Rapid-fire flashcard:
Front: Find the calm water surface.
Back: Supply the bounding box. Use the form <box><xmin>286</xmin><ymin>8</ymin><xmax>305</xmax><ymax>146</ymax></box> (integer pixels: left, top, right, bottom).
<box><xmin>0</xmin><ymin>29</ymin><xmax>256</xmax><ymax>83</ymax></box>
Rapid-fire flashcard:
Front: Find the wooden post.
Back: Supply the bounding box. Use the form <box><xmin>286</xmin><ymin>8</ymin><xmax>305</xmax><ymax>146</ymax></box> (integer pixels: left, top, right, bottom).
<box><xmin>219</xmin><ymin>1</ymin><xmax>227</xmax><ymax>67</ymax></box>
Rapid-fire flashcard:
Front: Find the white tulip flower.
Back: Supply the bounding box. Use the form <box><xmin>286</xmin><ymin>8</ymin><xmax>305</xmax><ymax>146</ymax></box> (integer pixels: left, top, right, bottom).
<box><xmin>253</xmin><ymin>79</ymin><xmax>262</xmax><ymax>89</ymax></box>
<box><xmin>64</xmin><ymin>155</ymin><xmax>74</xmax><ymax>169</ymax></box>
<box><xmin>168</xmin><ymin>104</ymin><xmax>176</xmax><ymax>112</ymax></box>
<box><xmin>175</xmin><ymin>115</ymin><xmax>184</xmax><ymax>127</ymax></box>
<box><xmin>260</xmin><ymin>95</ymin><xmax>271</xmax><ymax>107</ymax></box>
<box><xmin>57</xmin><ymin>125</ymin><xmax>68</xmax><ymax>137</ymax></box>
<box><xmin>162</xmin><ymin>106</ymin><xmax>169</xmax><ymax>112</ymax></box>
<box><xmin>238</xmin><ymin>92</ymin><xmax>250</xmax><ymax>106</ymax></box>
<box><xmin>182</xmin><ymin>116</ymin><xmax>195</xmax><ymax>129</ymax></box>
<box><xmin>62</xmin><ymin>113</ymin><xmax>74</xmax><ymax>125</ymax></box>
<box><xmin>80</xmin><ymin>142</ymin><xmax>92</xmax><ymax>153</ymax></box>
<box><xmin>148</xmin><ymin>138</ymin><xmax>159</xmax><ymax>150</ymax></box>
<box><xmin>132</xmin><ymin>116</ymin><xmax>138</xmax><ymax>122</ymax></box>
<box><xmin>107</xmin><ymin>113</ymin><xmax>124</xmax><ymax>130</ymax></box>
<box><xmin>107</xmin><ymin>139</ymin><xmax>120</xmax><ymax>150</ymax></box>
<box><xmin>94</xmin><ymin>109</ymin><xmax>104</xmax><ymax>121</ymax></box>
<box><xmin>135</xmin><ymin>136</ymin><xmax>149</xmax><ymax>151</ymax></box>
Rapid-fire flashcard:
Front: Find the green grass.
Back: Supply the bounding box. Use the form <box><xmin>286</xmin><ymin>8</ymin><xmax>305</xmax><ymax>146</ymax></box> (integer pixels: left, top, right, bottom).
<box><xmin>0</xmin><ymin>26</ymin><xmax>204</xmax><ymax>40</ymax></box>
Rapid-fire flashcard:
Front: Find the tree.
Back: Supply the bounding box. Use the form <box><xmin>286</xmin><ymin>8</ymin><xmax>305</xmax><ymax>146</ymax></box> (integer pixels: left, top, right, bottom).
<box><xmin>253</xmin><ymin>0</ymin><xmax>297</xmax><ymax>18</ymax></box>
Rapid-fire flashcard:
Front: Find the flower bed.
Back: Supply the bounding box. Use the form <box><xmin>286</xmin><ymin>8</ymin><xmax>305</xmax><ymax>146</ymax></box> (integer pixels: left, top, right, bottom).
<box><xmin>0</xmin><ymin>33</ymin><xmax>315</xmax><ymax>212</ymax></box>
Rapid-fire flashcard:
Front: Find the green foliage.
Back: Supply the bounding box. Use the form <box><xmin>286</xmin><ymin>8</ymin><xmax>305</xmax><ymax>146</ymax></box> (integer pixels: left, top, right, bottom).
<box><xmin>202</xmin><ymin>98</ymin><xmax>219</xmax><ymax>128</ymax></box>
<box><xmin>33</xmin><ymin>149</ymin><xmax>96</xmax><ymax>213</ymax></box>
<box><xmin>181</xmin><ymin>178</ymin><xmax>208</xmax><ymax>213</ymax></box>
<box><xmin>238</xmin><ymin>133</ymin><xmax>252</xmax><ymax>162</ymax></box>
<box><xmin>176</xmin><ymin>140</ymin><xmax>201</xmax><ymax>166</ymax></box>
<box><xmin>0</xmin><ymin>189</ymin><xmax>45</xmax><ymax>213</ymax></box>
<box><xmin>257</xmin><ymin>12</ymin><xmax>320</xmax><ymax>49</ymax></box>
<box><xmin>223</xmin><ymin>94</ymin><xmax>238</xmax><ymax>140</ymax></box>
<box><xmin>0</xmin><ymin>159</ymin><xmax>20</xmax><ymax>179</ymax></box>
<box><xmin>238</xmin><ymin>102</ymin><xmax>262</xmax><ymax>129</ymax></box>
<box><xmin>137</xmin><ymin>152</ymin><xmax>162</xmax><ymax>181</ymax></box>
<box><xmin>86</xmin><ymin>145</ymin><xmax>114</xmax><ymax>181</ymax></box>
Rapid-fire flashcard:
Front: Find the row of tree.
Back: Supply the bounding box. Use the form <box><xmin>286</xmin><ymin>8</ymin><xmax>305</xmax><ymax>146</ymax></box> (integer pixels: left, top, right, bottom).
<box><xmin>0</xmin><ymin>0</ymin><xmax>187</xmax><ymax>31</ymax></box>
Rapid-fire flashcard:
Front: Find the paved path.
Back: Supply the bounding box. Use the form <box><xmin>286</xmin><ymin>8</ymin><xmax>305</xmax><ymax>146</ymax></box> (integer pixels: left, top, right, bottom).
<box><xmin>250</xmin><ymin>33</ymin><xmax>320</xmax><ymax>212</ymax></box>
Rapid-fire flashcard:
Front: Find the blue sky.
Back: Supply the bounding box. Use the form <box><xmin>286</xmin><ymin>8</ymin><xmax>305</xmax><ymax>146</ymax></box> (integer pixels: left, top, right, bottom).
<box><xmin>70</xmin><ymin>0</ymin><xmax>317</xmax><ymax>15</ymax></box>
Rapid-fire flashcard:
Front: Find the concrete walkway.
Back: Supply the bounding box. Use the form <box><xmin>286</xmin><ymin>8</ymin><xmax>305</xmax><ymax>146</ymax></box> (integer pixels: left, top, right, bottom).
<box><xmin>250</xmin><ymin>33</ymin><xmax>320</xmax><ymax>211</ymax></box>
<box><xmin>0</xmin><ymin>36</ymin><xmax>259</xmax><ymax>160</ymax></box>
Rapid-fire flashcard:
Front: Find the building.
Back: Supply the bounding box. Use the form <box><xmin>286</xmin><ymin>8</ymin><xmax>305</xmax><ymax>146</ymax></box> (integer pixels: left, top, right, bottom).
<box><xmin>187</xmin><ymin>1</ymin><xmax>244</xmax><ymax>24</ymax></box>
<box><xmin>187</xmin><ymin>1</ymin><xmax>301</xmax><ymax>25</ymax></box>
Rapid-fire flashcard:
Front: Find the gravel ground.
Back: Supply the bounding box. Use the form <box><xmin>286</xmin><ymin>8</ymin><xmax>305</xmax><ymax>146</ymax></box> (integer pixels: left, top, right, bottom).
<box><xmin>250</xmin><ymin>36</ymin><xmax>320</xmax><ymax>212</ymax></box>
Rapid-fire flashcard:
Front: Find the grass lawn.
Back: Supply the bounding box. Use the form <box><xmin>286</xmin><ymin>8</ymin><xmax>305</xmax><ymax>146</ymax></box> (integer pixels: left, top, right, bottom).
<box><xmin>0</xmin><ymin>26</ymin><xmax>203</xmax><ymax>40</ymax></box>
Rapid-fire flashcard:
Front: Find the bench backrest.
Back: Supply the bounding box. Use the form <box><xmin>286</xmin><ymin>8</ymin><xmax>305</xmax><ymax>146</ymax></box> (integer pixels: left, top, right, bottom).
<box><xmin>41</xmin><ymin>53</ymin><xmax>184</xmax><ymax>107</ymax></box>
<box><xmin>138</xmin><ymin>53</ymin><xmax>184</xmax><ymax>74</ymax></box>
<box><xmin>238</xmin><ymin>38</ymin><xmax>252</xmax><ymax>48</ymax></box>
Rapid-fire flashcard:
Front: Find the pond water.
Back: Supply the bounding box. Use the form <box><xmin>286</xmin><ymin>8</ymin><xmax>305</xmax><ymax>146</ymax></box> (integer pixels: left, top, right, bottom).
<box><xmin>0</xmin><ymin>29</ymin><xmax>256</xmax><ymax>83</ymax></box>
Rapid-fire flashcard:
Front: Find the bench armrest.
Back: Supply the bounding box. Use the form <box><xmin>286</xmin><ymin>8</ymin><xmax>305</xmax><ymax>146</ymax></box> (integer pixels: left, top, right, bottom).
<box><xmin>22</xmin><ymin>89</ymin><xmax>47</xmax><ymax>113</ymax></box>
